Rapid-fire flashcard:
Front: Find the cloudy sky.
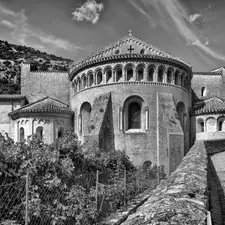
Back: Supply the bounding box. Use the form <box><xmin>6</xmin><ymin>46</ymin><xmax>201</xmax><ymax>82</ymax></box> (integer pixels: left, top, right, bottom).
<box><xmin>0</xmin><ymin>0</ymin><xmax>225</xmax><ymax>71</ymax></box>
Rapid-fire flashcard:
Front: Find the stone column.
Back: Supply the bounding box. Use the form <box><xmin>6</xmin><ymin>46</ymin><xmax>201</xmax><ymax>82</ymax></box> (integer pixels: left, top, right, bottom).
<box><xmin>154</xmin><ymin>65</ymin><xmax>158</xmax><ymax>82</ymax></box>
<box><xmin>204</xmin><ymin>119</ymin><xmax>206</xmax><ymax>133</ymax></box>
<box><xmin>122</xmin><ymin>67</ymin><xmax>126</xmax><ymax>82</ymax></box>
<box><xmin>171</xmin><ymin>70</ymin><xmax>175</xmax><ymax>85</ymax></box>
<box><xmin>144</xmin><ymin>66</ymin><xmax>148</xmax><ymax>81</ymax></box>
<box><xmin>163</xmin><ymin>66</ymin><xmax>167</xmax><ymax>83</ymax></box>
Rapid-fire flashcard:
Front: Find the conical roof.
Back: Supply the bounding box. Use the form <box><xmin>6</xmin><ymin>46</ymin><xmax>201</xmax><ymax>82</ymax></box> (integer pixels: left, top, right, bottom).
<box><xmin>70</xmin><ymin>30</ymin><xmax>191</xmax><ymax>80</ymax></box>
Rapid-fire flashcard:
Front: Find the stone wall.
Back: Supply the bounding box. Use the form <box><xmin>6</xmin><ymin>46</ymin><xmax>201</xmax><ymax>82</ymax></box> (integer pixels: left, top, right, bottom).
<box><xmin>21</xmin><ymin>64</ymin><xmax>70</xmax><ymax>104</ymax></box>
<box><xmin>72</xmin><ymin>81</ymin><xmax>190</xmax><ymax>175</ymax></box>
<box><xmin>192</xmin><ymin>74</ymin><xmax>224</xmax><ymax>100</ymax></box>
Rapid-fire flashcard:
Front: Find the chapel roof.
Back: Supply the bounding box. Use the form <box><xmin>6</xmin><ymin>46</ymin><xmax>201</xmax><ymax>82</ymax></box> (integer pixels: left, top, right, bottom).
<box><xmin>69</xmin><ymin>30</ymin><xmax>191</xmax><ymax>79</ymax></box>
<box><xmin>8</xmin><ymin>96</ymin><xmax>73</xmax><ymax>119</ymax></box>
<box><xmin>191</xmin><ymin>97</ymin><xmax>225</xmax><ymax>115</ymax></box>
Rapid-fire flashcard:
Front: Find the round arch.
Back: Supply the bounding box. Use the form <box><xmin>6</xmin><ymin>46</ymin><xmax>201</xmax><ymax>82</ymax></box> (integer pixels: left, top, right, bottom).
<box><xmin>196</xmin><ymin>118</ymin><xmax>204</xmax><ymax>133</ymax></box>
<box><xmin>80</xmin><ymin>102</ymin><xmax>92</xmax><ymax>135</ymax></box>
<box><xmin>36</xmin><ymin>126</ymin><xmax>43</xmax><ymax>138</ymax></box>
<box><xmin>123</xmin><ymin>95</ymin><xmax>144</xmax><ymax>131</ymax></box>
<box><xmin>217</xmin><ymin>116</ymin><xmax>225</xmax><ymax>131</ymax></box>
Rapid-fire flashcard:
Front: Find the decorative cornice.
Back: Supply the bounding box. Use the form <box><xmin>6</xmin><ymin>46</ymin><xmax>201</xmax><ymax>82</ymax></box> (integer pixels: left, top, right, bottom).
<box><xmin>71</xmin><ymin>81</ymin><xmax>188</xmax><ymax>98</ymax></box>
<box><xmin>30</xmin><ymin>70</ymin><xmax>68</xmax><ymax>74</ymax></box>
<box><xmin>69</xmin><ymin>54</ymin><xmax>192</xmax><ymax>81</ymax></box>
<box><xmin>193</xmin><ymin>71</ymin><xmax>222</xmax><ymax>76</ymax></box>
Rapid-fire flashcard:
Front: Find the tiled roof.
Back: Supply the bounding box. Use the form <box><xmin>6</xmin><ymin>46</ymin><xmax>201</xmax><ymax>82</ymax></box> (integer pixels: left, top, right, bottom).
<box><xmin>9</xmin><ymin>96</ymin><xmax>73</xmax><ymax>119</ymax></box>
<box><xmin>191</xmin><ymin>97</ymin><xmax>225</xmax><ymax>115</ymax></box>
<box><xmin>69</xmin><ymin>30</ymin><xmax>191</xmax><ymax>78</ymax></box>
<box><xmin>0</xmin><ymin>95</ymin><xmax>26</xmax><ymax>100</ymax></box>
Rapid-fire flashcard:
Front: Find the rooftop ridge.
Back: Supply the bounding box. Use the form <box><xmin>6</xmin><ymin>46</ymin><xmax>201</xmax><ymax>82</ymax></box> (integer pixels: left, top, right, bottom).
<box><xmin>70</xmin><ymin>30</ymin><xmax>191</xmax><ymax>73</ymax></box>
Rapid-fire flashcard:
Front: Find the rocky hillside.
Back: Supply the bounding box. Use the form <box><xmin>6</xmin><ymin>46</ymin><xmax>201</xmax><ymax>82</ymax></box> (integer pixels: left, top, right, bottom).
<box><xmin>0</xmin><ymin>40</ymin><xmax>73</xmax><ymax>94</ymax></box>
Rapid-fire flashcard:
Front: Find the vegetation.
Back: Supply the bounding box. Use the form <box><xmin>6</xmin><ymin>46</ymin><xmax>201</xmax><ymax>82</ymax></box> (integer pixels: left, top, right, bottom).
<box><xmin>0</xmin><ymin>132</ymin><xmax>160</xmax><ymax>225</ymax></box>
<box><xmin>0</xmin><ymin>40</ymin><xmax>73</xmax><ymax>94</ymax></box>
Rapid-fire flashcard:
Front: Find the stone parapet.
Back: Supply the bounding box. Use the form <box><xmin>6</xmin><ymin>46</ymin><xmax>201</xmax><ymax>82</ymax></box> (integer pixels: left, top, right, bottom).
<box><xmin>120</xmin><ymin>141</ymin><xmax>209</xmax><ymax>225</ymax></box>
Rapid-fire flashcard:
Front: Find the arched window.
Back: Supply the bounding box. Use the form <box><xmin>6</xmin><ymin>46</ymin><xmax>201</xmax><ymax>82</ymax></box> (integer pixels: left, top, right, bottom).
<box><xmin>217</xmin><ymin>117</ymin><xmax>225</xmax><ymax>131</ymax></box>
<box><xmin>197</xmin><ymin>119</ymin><xmax>204</xmax><ymax>132</ymax></box>
<box><xmin>123</xmin><ymin>96</ymin><xmax>143</xmax><ymax>131</ymax></box>
<box><xmin>128</xmin><ymin>102</ymin><xmax>141</xmax><ymax>129</ymax></box>
<box><xmin>20</xmin><ymin>127</ymin><xmax>25</xmax><ymax>142</ymax></box>
<box><xmin>116</xmin><ymin>68</ymin><xmax>122</xmax><ymax>82</ymax></box>
<box><xmin>36</xmin><ymin>126</ymin><xmax>43</xmax><ymax>138</ymax></box>
<box><xmin>137</xmin><ymin>67</ymin><xmax>144</xmax><ymax>81</ymax></box>
<box><xmin>127</xmin><ymin>67</ymin><xmax>133</xmax><ymax>81</ymax></box>
<box><xmin>82</xmin><ymin>76</ymin><xmax>87</xmax><ymax>89</ymax></box>
<box><xmin>158</xmin><ymin>66</ymin><xmax>164</xmax><ymax>83</ymax></box>
<box><xmin>167</xmin><ymin>68</ymin><xmax>173</xmax><ymax>84</ymax></box>
<box><xmin>181</xmin><ymin>73</ymin><xmax>185</xmax><ymax>87</ymax></box>
<box><xmin>77</xmin><ymin>78</ymin><xmax>81</xmax><ymax>91</ymax></box>
<box><xmin>175</xmin><ymin>70</ymin><xmax>179</xmax><ymax>85</ymax></box>
<box><xmin>89</xmin><ymin>73</ymin><xmax>94</xmax><ymax>86</ymax></box>
<box><xmin>106</xmin><ymin>69</ymin><xmax>112</xmax><ymax>83</ymax></box>
<box><xmin>58</xmin><ymin>127</ymin><xmax>64</xmax><ymax>138</ymax></box>
<box><xmin>96</xmin><ymin>71</ymin><xmax>103</xmax><ymax>84</ymax></box>
<box><xmin>80</xmin><ymin>102</ymin><xmax>91</xmax><ymax>135</ymax></box>
<box><xmin>147</xmin><ymin>67</ymin><xmax>154</xmax><ymax>81</ymax></box>
<box><xmin>201</xmin><ymin>87</ymin><xmax>206</xmax><ymax>97</ymax></box>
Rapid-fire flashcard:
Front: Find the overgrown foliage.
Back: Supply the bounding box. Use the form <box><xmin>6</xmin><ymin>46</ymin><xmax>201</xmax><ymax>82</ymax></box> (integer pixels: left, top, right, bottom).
<box><xmin>0</xmin><ymin>40</ymin><xmax>73</xmax><ymax>94</ymax></box>
<box><xmin>0</xmin><ymin>132</ymin><xmax>159</xmax><ymax>225</ymax></box>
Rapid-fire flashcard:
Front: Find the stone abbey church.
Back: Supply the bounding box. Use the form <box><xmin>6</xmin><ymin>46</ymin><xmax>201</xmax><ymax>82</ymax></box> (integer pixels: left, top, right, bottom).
<box><xmin>1</xmin><ymin>30</ymin><xmax>225</xmax><ymax>176</ymax></box>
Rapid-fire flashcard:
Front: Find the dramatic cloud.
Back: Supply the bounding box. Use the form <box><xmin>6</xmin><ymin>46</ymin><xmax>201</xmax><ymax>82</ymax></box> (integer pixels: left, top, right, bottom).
<box><xmin>72</xmin><ymin>0</ymin><xmax>104</xmax><ymax>24</ymax></box>
<box><xmin>128</xmin><ymin>0</ymin><xmax>225</xmax><ymax>61</ymax></box>
<box><xmin>0</xmin><ymin>4</ymin><xmax>81</xmax><ymax>52</ymax></box>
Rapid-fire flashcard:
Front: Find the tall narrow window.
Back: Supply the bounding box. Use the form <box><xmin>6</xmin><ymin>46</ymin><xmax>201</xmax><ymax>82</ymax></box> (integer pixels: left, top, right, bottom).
<box><xmin>217</xmin><ymin>117</ymin><xmax>225</xmax><ymax>131</ymax></box>
<box><xmin>58</xmin><ymin>127</ymin><xmax>64</xmax><ymax>138</ymax></box>
<box><xmin>20</xmin><ymin>127</ymin><xmax>25</xmax><ymax>142</ymax></box>
<box><xmin>106</xmin><ymin>69</ymin><xmax>112</xmax><ymax>83</ymax></box>
<box><xmin>97</xmin><ymin>71</ymin><xmax>103</xmax><ymax>84</ymax></box>
<box><xmin>116</xmin><ymin>68</ymin><xmax>122</xmax><ymax>82</ymax></box>
<box><xmin>167</xmin><ymin>69</ymin><xmax>173</xmax><ymax>84</ymax></box>
<box><xmin>78</xmin><ymin>79</ymin><xmax>81</xmax><ymax>91</ymax></box>
<box><xmin>89</xmin><ymin>73</ymin><xmax>94</xmax><ymax>86</ymax></box>
<box><xmin>147</xmin><ymin>67</ymin><xmax>154</xmax><ymax>81</ymax></box>
<box><xmin>175</xmin><ymin>71</ymin><xmax>179</xmax><ymax>85</ymax></box>
<box><xmin>137</xmin><ymin>67</ymin><xmax>144</xmax><ymax>81</ymax></box>
<box><xmin>36</xmin><ymin>126</ymin><xmax>43</xmax><ymax>138</ymax></box>
<box><xmin>128</xmin><ymin>102</ymin><xmax>141</xmax><ymax>129</ymax></box>
<box><xmin>80</xmin><ymin>102</ymin><xmax>92</xmax><ymax>135</ymax></box>
<box><xmin>201</xmin><ymin>87</ymin><xmax>206</xmax><ymax>97</ymax></box>
<box><xmin>197</xmin><ymin>119</ymin><xmax>204</xmax><ymax>132</ymax></box>
<box><xmin>127</xmin><ymin>67</ymin><xmax>133</xmax><ymax>81</ymax></box>
<box><xmin>158</xmin><ymin>67</ymin><xmax>164</xmax><ymax>83</ymax></box>
<box><xmin>82</xmin><ymin>76</ymin><xmax>87</xmax><ymax>88</ymax></box>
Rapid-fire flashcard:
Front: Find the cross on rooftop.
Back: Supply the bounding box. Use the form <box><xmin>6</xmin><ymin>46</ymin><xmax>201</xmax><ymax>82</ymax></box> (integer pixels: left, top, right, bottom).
<box><xmin>128</xmin><ymin>45</ymin><xmax>134</xmax><ymax>54</ymax></box>
<box><xmin>128</xmin><ymin>29</ymin><xmax>133</xmax><ymax>36</ymax></box>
